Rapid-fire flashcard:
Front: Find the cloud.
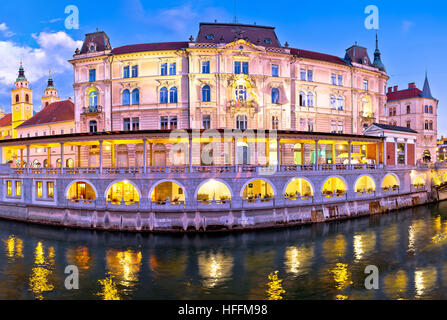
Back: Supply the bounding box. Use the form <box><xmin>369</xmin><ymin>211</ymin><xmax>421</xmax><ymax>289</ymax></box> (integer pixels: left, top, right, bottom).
<box><xmin>401</xmin><ymin>20</ymin><xmax>414</xmax><ymax>32</ymax></box>
<box><xmin>40</xmin><ymin>18</ymin><xmax>64</xmax><ymax>24</ymax></box>
<box><xmin>0</xmin><ymin>22</ymin><xmax>15</xmax><ymax>38</ymax></box>
<box><xmin>0</xmin><ymin>31</ymin><xmax>82</xmax><ymax>87</ymax></box>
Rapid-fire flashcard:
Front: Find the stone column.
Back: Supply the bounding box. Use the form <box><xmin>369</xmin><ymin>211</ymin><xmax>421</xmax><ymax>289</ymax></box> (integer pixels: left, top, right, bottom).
<box><xmin>47</xmin><ymin>147</ymin><xmax>51</xmax><ymax>168</ymax></box>
<box><xmin>60</xmin><ymin>143</ymin><xmax>64</xmax><ymax>172</ymax></box>
<box><xmin>383</xmin><ymin>140</ymin><xmax>387</xmax><ymax>166</ymax></box>
<box><xmin>26</xmin><ymin>145</ymin><xmax>30</xmax><ymax>172</ymax></box>
<box><xmin>99</xmin><ymin>141</ymin><xmax>103</xmax><ymax>174</ymax></box>
<box><xmin>348</xmin><ymin>141</ymin><xmax>352</xmax><ymax>168</ymax></box>
<box><xmin>276</xmin><ymin>137</ymin><xmax>281</xmax><ymax>172</ymax></box>
<box><xmin>143</xmin><ymin>138</ymin><xmax>147</xmax><ymax>174</ymax></box>
<box><xmin>233</xmin><ymin>137</ymin><xmax>237</xmax><ymax>166</ymax></box>
<box><xmin>20</xmin><ymin>149</ymin><xmax>23</xmax><ymax>168</ymax></box>
<box><xmin>315</xmin><ymin>140</ymin><xmax>319</xmax><ymax>168</ymax></box>
<box><xmin>149</xmin><ymin>142</ymin><xmax>153</xmax><ymax>166</ymax></box>
<box><xmin>188</xmin><ymin>135</ymin><xmax>193</xmax><ymax>172</ymax></box>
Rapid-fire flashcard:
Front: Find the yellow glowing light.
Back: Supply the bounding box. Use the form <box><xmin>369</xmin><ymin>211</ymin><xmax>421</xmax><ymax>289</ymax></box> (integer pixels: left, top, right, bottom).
<box><xmin>97</xmin><ymin>276</ymin><xmax>121</xmax><ymax>300</ymax></box>
<box><xmin>266</xmin><ymin>271</ymin><xmax>286</xmax><ymax>300</ymax></box>
<box><xmin>198</xmin><ymin>252</ymin><xmax>234</xmax><ymax>288</ymax></box>
<box><xmin>330</xmin><ymin>263</ymin><xmax>353</xmax><ymax>290</ymax></box>
<box><xmin>29</xmin><ymin>242</ymin><xmax>54</xmax><ymax>300</ymax></box>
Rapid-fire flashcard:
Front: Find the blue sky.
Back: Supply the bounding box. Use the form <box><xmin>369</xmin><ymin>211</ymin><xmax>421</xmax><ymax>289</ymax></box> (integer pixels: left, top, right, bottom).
<box><xmin>0</xmin><ymin>0</ymin><xmax>445</xmax><ymax>135</ymax></box>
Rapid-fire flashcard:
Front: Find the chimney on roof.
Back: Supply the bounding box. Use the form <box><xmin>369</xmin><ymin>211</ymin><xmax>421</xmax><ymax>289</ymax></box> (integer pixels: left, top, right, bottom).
<box><xmin>408</xmin><ymin>82</ymin><xmax>416</xmax><ymax>89</ymax></box>
<box><xmin>68</xmin><ymin>97</ymin><xmax>72</xmax><ymax>101</ymax></box>
<box><xmin>388</xmin><ymin>87</ymin><xmax>392</xmax><ymax>93</ymax></box>
<box><xmin>393</xmin><ymin>85</ymin><xmax>398</xmax><ymax>92</ymax></box>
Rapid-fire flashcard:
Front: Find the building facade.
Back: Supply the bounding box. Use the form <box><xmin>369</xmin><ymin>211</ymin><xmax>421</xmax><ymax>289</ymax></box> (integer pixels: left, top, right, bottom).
<box><xmin>70</xmin><ymin>22</ymin><xmax>389</xmax><ymax>137</ymax></box>
<box><xmin>385</xmin><ymin>75</ymin><xmax>438</xmax><ymax>162</ymax></box>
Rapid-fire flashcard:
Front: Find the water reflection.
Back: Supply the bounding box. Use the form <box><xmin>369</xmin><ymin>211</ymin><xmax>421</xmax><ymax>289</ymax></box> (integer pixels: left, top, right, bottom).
<box><xmin>197</xmin><ymin>252</ymin><xmax>234</xmax><ymax>288</ymax></box>
<box><xmin>0</xmin><ymin>203</ymin><xmax>447</xmax><ymax>299</ymax></box>
<box><xmin>28</xmin><ymin>242</ymin><xmax>55</xmax><ymax>300</ymax></box>
<box><xmin>266</xmin><ymin>271</ymin><xmax>285</xmax><ymax>300</ymax></box>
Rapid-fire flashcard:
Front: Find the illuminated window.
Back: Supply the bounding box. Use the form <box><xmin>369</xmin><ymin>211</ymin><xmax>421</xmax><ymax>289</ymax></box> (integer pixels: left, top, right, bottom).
<box><xmin>285</xmin><ymin>178</ymin><xmax>313</xmax><ymax>198</ymax></box>
<box><xmin>6</xmin><ymin>181</ymin><xmax>11</xmax><ymax>196</ymax></box>
<box><xmin>107</xmin><ymin>181</ymin><xmax>140</xmax><ymax>204</ymax></box>
<box><xmin>354</xmin><ymin>175</ymin><xmax>375</xmax><ymax>193</ymax></box>
<box><xmin>322</xmin><ymin>177</ymin><xmax>346</xmax><ymax>195</ymax></box>
<box><xmin>47</xmin><ymin>182</ymin><xmax>54</xmax><ymax>198</ymax></box>
<box><xmin>88</xmin><ymin>89</ymin><xmax>98</xmax><ymax>107</ymax></box>
<box><xmin>36</xmin><ymin>181</ymin><xmax>43</xmax><ymax>198</ymax></box>
<box><xmin>15</xmin><ymin>181</ymin><xmax>21</xmax><ymax>197</ymax></box>
<box><xmin>67</xmin><ymin>182</ymin><xmax>96</xmax><ymax>201</ymax></box>
<box><xmin>196</xmin><ymin>180</ymin><xmax>231</xmax><ymax>202</ymax></box>
<box><xmin>242</xmin><ymin>180</ymin><xmax>274</xmax><ymax>200</ymax></box>
<box><xmin>151</xmin><ymin>181</ymin><xmax>185</xmax><ymax>202</ymax></box>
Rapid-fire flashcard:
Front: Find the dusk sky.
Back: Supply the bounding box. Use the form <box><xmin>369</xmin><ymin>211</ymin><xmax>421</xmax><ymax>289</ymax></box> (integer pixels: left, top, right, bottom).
<box><xmin>0</xmin><ymin>0</ymin><xmax>444</xmax><ymax>135</ymax></box>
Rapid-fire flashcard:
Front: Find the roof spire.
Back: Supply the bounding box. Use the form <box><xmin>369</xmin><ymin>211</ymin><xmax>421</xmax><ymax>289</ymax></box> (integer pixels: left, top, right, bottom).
<box><xmin>373</xmin><ymin>32</ymin><xmax>386</xmax><ymax>72</ymax></box>
<box><xmin>422</xmin><ymin>72</ymin><xmax>434</xmax><ymax>99</ymax></box>
<box><xmin>16</xmin><ymin>61</ymin><xmax>27</xmax><ymax>81</ymax></box>
<box><xmin>46</xmin><ymin>70</ymin><xmax>54</xmax><ymax>89</ymax></box>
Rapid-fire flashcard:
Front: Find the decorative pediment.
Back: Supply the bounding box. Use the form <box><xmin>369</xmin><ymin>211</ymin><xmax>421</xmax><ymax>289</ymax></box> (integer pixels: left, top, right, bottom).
<box><xmin>218</xmin><ymin>39</ymin><xmax>265</xmax><ymax>53</ymax></box>
<box><xmin>156</xmin><ymin>80</ymin><xmax>177</xmax><ymax>87</ymax></box>
<box><xmin>197</xmin><ymin>78</ymin><xmax>215</xmax><ymax>86</ymax></box>
<box><xmin>120</xmin><ymin>82</ymin><xmax>139</xmax><ymax>89</ymax></box>
<box><xmin>269</xmin><ymin>81</ymin><xmax>283</xmax><ymax>89</ymax></box>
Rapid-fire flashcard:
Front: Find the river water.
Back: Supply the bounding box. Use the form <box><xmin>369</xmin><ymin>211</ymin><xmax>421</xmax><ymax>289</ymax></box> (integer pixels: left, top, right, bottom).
<box><xmin>1</xmin><ymin>202</ymin><xmax>447</xmax><ymax>300</ymax></box>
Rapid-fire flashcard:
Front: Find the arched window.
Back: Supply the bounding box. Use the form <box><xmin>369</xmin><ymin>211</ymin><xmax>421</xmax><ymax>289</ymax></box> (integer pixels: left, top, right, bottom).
<box><xmin>202</xmin><ymin>85</ymin><xmax>210</xmax><ymax>102</ymax></box>
<box><xmin>122</xmin><ymin>89</ymin><xmax>130</xmax><ymax>105</ymax></box>
<box><xmin>66</xmin><ymin>158</ymin><xmax>74</xmax><ymax>168</ymax></box>
<box><xmin>25</xmin><ymin>94</ymin><xmax>29</xmax><ymax>103</ymax></box>
<box><xmin>15</xmin><ymin>95</ymin><xmax>19</xmax><ymax>103</ymax></box>
<box><xmin>330</xmin><ymin>95</ymin><xmax>336</xmax><ymax>109</ymax></box>
<box><xmin>429</xmin><ymin>106</ymin><xmax>433</xmax><ymax>114</ymax></box>
<box><xmin>425</xmin><ymin>120</ymin><xmax>429</xmax><ymax>130</ymax></box>
<box><xmin>160</xmin><ymin>87</ymin><xmax>168</xmax><ymax>103</ymax></box>
<box><xmin>169</xmin><ymin>87</ymin><xmax>178</xmax><ymax>103</ymax></box>
<box><xmin>299</xmin><ymin>92</ymin><xmax>306</xmax><ymax>106</ymax></box>
<box><xmin>89</xmin><ymin>120</ymin><xmax>97</xmax><ymax>133</ymax></box>
<box><xmin>151</xmin><ymin>181</ymin><xmax>185</xmax><ymax>203</ymax></box>
<box><xmin>307</xmin><ymin>92</ymin><xmax>314</xmax><ymax>107</ymax></box>
<box><xmin>236</xmin><ymin>115</ymin><xmax>247</xmax><ymax>130</ymax></box>
<box><xmin>406</xmin><ymin>105</ymin><xmax>411</xmax><ymax>114</ymax></box>
<box><xmin>131</xmin><ymin>89</ymin><xmax>139</xmax><ymax>105</ymax></box>
<box><xmin>88</xmin><ymin>89</ymin><xmax>98</xmax><ymax>107</ymax></box>
<box><xmin>197</xmin><ymin>180</ymin><xmax>231</xmax><ymax>203</ymax></box>
<box><xmin>272</xmin><ymin>88</ymin><xmax>280</xmax><ymax>104</ymax></box>
<box><xmin>336</xmin><ymin>96</ymin><xmax>343</xmax><ymax>110</ymax></box>
<box><xmin>242</xmin><ymin>180</ymin><xmax>274</xmax><ymax>200</ymax></box>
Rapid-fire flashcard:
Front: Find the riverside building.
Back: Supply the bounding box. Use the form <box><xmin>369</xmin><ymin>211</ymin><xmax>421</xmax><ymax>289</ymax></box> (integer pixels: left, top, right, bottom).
<box><xmin>0</xmin><ymin>22</ymin><xmax>440</xmax><ymax>232</ymax></box>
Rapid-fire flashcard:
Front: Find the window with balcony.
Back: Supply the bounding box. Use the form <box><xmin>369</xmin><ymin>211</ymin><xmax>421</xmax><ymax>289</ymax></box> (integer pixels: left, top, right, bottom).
<box><xmin>89</xmin><ymin>69</ymin><xmax>96</xmax><ymax>82</ymax></box>
<box><xmin>307</xmin><ymin>92</ymin><xmax>314</xmax><ymax>107</ymax></box>
<box><xmin>89</xmin><ymin>120</ymin><xmax>97</xmax><ymax>133</ymax></box>
<box><xmin>202</xmin><ymin>115</ymin><xmax>211</xmax><ymax>129</ymax></box>
<box><xmin>236</xmin><ymin>115</ymin><xmax>247</xmax><ymax>130</ymax></box>
<box><xmin>160</xmin><ymin>116</ymin><xmax>169</xmax><ymax>130</ymax></box>
<box><xmin>202</xmin><ymin>61</ymin><xmax>210</xmax><ymax>74</ymax></box>
<box><xmin>202</xmin><ymin>85</ymin><xmax>211</xmax><ymax>102</ymax></box>
<box><xmin>169</xmin><ymin>63</ymin><xmax>176</xmax><ymax>75</ymax></box>
<box><xmin>160</xmin><ymin>63</ymin><xmax>168</xmax><ymax>76</ymax></box>
<box><xmin>123</xmin><ymin>118</ymin><xmax>131</xmax><ymax>131</ymax></box>
<box><xmin>123</xmin><ymin>66</ymin><xmax>130</xmax><ymax>78</ymax></box>
<box><xmin>169</xmin><ymin>87</ymin><xmax>178</xmax><ymax>103</ymax></box>
<box><xmin>271</xmin><ymin>88</ymin><xmax>279</xmax><ymax>104</ymax></box>
<box><xmin>160</xmin><ymin>87</ymin><xmax>168</xmax><ymax>103</ymax></box>
<box><xmin>272</xmin><ymin>64</ymin><xmax>279</xmax><ymax>77</ymax></box>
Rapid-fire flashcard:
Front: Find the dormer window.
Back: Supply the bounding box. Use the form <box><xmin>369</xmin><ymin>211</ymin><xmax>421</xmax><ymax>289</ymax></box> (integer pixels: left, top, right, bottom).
<box><xmin>264</xmin><ymin>38</ymin><xmax>272</xmax><ymax>44</ymax></box>
<box><xmin>88</xmin><ymin>43</ymin><xmax>96</xmax><ymax>52</ymax></box>
<box><xmin>206</xmin><ymin>34</ymin><xmax>214</xmax><ymax>40</ymax></box>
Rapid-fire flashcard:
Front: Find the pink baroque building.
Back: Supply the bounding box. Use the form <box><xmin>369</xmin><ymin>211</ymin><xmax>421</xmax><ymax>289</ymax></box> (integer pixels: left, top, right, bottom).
<box><xmin>69</xmin><ymin>22</ymin><xmax>389</xmax><ymax>136</ymax></box>
<box><xmin>385</xmin><ymin>74</ymin><xmax>438</xmax><ymax>162</ymax></box>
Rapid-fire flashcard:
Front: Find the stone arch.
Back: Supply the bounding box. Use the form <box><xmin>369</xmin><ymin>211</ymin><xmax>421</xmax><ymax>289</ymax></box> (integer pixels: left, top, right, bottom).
<box><xmin>240</xmin><ymin>178</ymin><xmax>276</xmax><ymax>199</ymax></box>
<box><xmin>149</xmin><ymin>179</ymin><xmax>186</xmax><ymax>202</ymax></box>
<box><xmin>195</xmin><ymin>179</ymin><xmax>233</xmax><ymax>201</ymax></box>
<box><xmin>65</xmin><ymin>180</ymin><xmax>98</xmax><ymax>201</ymax></box>
<box><xmin>321</xmin><ymin>175</ymin><xmax>348</xmax><ymax>194</ymax></box>
<box><xmin>104</xmin><ymin>180</ymin><xmax>141</xmax><ymax>203</ymax></box>
<box><xmin>354</xmin><ymin>174</ymin><xmax>376</xmax><ymax>192</ymax></box>
<box><xmin>381</xmin><ymin>173</ymin><xmax>400</xmax><ymax>189</ymax></box>
<box><xmin>283</xmin><ymin>177</ymin><xmax>314</xmax><ymax>197</ymax></box>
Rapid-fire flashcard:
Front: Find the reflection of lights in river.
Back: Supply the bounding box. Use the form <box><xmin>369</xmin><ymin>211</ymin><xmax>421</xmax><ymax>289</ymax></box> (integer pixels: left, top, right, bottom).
<box><xmin>383</xmin><ymin>270</ymin><xmax>408</xmax><ymax>299</ymax></box>
<box><xmin>353</xmin><ymin>233</ymin><xmax>376</xmax><ymax>262</ymax></box>
<box><xmin>198</xmin><ymin>252</ymin><xmax>234</xmax><ymax>288</ymax></box>
<box><xmin>330</xmin><ymin>263</ymin><xmax>352</xmax><ymax>290</ymax></box>
<box><xmin>66</xmin><ymin>246</ymin><xmax>91</xmax><ymax>270</ymax></box>
<box><xmin>323</xmin><ymin>235</ymin><xmax>346</xmax><ymax>259</ymax></box>
<box><xmin>408</xmin><ymin>226</ymin><xmax>416</xmax><ymax>253</ymax></box>
<box><xmin>97</xmin><ymin>275</ymin><xmax>120</xmax><ymax>300</ymax></box>
<box><xmin>106</xmin><ymin>249</ymin><xmax>142</xmax><ymax>288</ymax></box>
<box><xmin>284</xmin><ymin>245</ymin><xmax>313</xmax><ymax>276</ymax></box>
<box><xmin>415</xmin><ymin>267</ymin><xmax>437</xmax><ymax>298</ymax></box>
<box><xmin>28</xmin><ymin>242</ymin><xmax>55</xmax><ymax>300</ymax></box>
<box><xmin>4</xmin><ymin>235</ymin><xmax>23</xmax><ymax>259</ymax></box>
<box><xmin>266</xmin><ymin>271</ymin><xmax>286</xmax><ymax>300</ymax></box>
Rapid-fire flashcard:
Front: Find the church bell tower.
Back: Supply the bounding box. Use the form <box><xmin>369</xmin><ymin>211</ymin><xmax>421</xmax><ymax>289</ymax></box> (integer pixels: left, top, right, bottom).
<box><xmin>11</xmin><ymin>62</ymin><xmax>33</xmax><ymax>138</ymax></box>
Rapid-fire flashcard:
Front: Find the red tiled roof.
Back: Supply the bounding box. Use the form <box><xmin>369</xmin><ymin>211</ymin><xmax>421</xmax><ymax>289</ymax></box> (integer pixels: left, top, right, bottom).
<box><xmin>16</xmin><ymin>100</ymin><xmax>74</xmax><ymax>129</ymax></box>
<box><xmin>290</xmin><ymin>48</ymin><xmax>348</xmax><ymax>66</ymax></box>
<box><xmin>196</xmin><ymin>23</ymin><xmax>281</xmax><ymax>47</ymax></box>
<box><xmin>0</xmin><ymin>113</ymin><xmax>11</xmax><ymax>128</ymax></box>
<box><xmin>112</xmin><ymin>42</ymin><xmax>189</xmax><ymax>55</ymax></box>
<box><xmin>386</xmin><ymin>88</ymin><xmax>422</xmax><ymax>102</ymax></box>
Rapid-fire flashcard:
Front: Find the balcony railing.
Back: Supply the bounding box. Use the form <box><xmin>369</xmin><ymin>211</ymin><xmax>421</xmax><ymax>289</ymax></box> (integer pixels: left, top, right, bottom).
<box><xmin>11</xmin><ymin>163</ymin><xmax>385</xmax><ymax>176</ymax></box>
<box><xmin>82</xmin><ymin>105</ymin><xmax>103</xmax><ymax>115</ymax></box>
